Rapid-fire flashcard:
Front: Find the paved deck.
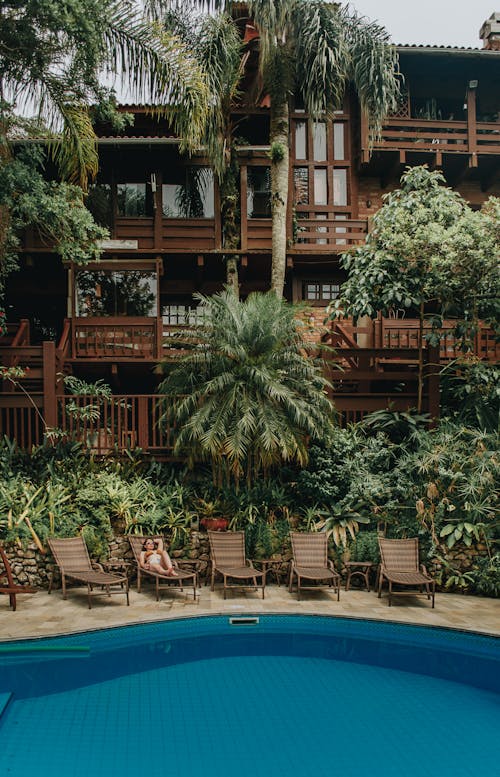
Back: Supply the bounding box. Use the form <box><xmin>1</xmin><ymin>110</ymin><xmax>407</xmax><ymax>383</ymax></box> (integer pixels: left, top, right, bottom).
<box><xmin>1</xmin><ymin>581</ymin><xmax>499</xmax><ymax>640</ymax></box>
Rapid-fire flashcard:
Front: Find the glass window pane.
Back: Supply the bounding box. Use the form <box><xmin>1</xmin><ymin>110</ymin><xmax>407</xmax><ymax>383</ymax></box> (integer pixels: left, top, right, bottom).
<box><xmin>315</xmin><ymin>212</ymin><xmax>327</xmax><ymax>244</ymax></box>
<box><xmin>247</xmin><ymin>167</ymin><xmax>271</xmax><ymax>218</ymax></box>
<box><xmin>333</xmin><ymin>123</ymin><xmax>345</xmax><ymax>160</ymax></box>
<box><xmin>117</xmin><ymin>184</ymin><xmax>148</xmax><ymax>217</ymax></box>
<box><xmin>313</xmin><ymin>122</ymin><xmax>327</xmax><ymax>161</ymax></box>
<box><xmin>86</xmin><ymin>184</ymin><xmax>112</xmax><ymax>229</ymax></box>
<box><xmin>162</xmin><ymin>168</ymin><xmax>214</xmax><ymax>218</ymax></box>
<box><xmin>314</xmin><ymin>169</ymin><xmax>328</xmax><ymax>205</ymax></box>
<box><xmin>333</xmin><ymin>169</ymin><xmax>347</xmax><ymax>205</ymax></box>
<box><xmin>302</xmin><ymin>281</ymin><xmax>339</xmax><ymax>302</ymax></box>
<box><xmin>76</xmin><ymin>271</ymin><xmax>157</xmax><ymax>316</ymax></box>
<box><xmin>295</xmin><ymin>121</ymin><xmax>307</xmax><ymax>159</ymax></box>
<box><xmin>294</xmin><ymin>168</ymin><xmax>309</xmax><ymax>204</ymax></box>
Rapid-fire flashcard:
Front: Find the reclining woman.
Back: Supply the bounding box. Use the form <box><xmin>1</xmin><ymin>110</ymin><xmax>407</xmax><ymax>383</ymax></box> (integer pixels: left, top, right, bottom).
<box><xmin>140</xmin><ymin>538</ymin><xmax>178</xmax><ymax>577</ymax></box>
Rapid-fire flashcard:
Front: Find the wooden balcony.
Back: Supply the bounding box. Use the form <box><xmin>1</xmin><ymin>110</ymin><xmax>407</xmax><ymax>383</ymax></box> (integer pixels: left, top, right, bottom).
<box><xmin>70</xmin><ymin>317</ymin><xmax>161</xmax><ymax>361</ymax></box>
<box><xmin>292</xmin><ymin>217</ymin><xmax>368</xmax><ymax>251</ymax></box>
<box><xmin>363</xmin><ymin>116</ymin><xmax>500</xmax><ymax>166</ymax></box>
<box><xmin>326</xmin><ymin>318</ymin><xmax>499</xmax><ymax>364</ymax></box>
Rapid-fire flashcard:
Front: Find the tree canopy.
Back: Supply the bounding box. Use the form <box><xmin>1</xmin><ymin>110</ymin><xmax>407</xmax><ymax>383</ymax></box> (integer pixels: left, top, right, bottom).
<box><xmin>0</xmin><ymin>0</ymin><xmax>209</xmax><ymax>185</ymax></box>
<box><xmin>332</xmin><ymin>166</ymin><xmax>500</xmax><ymax>330</ymax></box>
<box><xmin>157</xmin><ymin>289</ymin><xmax>335</xmax><ymax>486</ymax></box>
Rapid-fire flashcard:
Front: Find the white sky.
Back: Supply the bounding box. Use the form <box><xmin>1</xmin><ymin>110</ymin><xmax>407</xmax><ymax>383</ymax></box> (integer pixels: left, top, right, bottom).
<box><xmin>347</xmin><ymin>1</ymin><xmax>497</xmax><ymax>47</ymax></box>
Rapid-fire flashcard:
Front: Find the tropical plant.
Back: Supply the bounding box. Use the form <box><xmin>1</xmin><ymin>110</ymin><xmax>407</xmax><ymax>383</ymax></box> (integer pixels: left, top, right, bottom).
<box><xmin>1</xmin><ymin>0</ymin><xmax>209</xmax><ymax>186</ymax></box>
<box><xmin>160</xmin><ymin>8</ymin><xmax>244</xmax><ymax>291</ymax></box>
<box><xmin>332</xmin><ymin>167</ymin><xmax>500</xmax><ymax>411</ymax></box>
<box><xmin>470</xmin><ymin>554</ymin><xmax>500</xmax><ymax>598</ymax></box>
<box><xmin>167</xmin><ymin>0</ymin><xmax>400</xmax><ymax>296</ymax></box>
<box><xmin>158</xmin><ymin>288</ymin><xmax>335</xmax><ymax>486</ymax></box>
<box><xmin>346</xmin><ymin>530</ymin><xmax>380</xmax><ymax>564</ymax></box>
<box><xmin>360</xmin><ymin>406</ymin><xmax>431</xmax><ymax>445</ymax></box>
<box><xmin>440</xmin><ymin>358</ymin><xmax>500</xmax><ymax>433</ymax></box>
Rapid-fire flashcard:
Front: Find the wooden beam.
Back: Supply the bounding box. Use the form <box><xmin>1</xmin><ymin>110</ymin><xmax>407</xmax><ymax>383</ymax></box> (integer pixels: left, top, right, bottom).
<box><xmin>466</xmin><ymin>87</ymin><xmax>478</xmax><ymax>168</ymax></box>
<box><xmin>360</xmin><ymin>111</ymin><xmax>370</xmax><ymax>164</ymax></box>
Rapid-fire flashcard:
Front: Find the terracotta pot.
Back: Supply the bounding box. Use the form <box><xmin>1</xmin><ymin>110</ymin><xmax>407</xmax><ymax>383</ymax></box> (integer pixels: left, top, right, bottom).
<box><xmin>200</xmin><ymin>518</ymin><xmax>229</xmax><ymax>532</ymax></box>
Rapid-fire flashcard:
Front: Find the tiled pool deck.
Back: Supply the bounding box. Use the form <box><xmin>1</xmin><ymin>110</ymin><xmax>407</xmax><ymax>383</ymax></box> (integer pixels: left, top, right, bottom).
<box><xmin>1</xmin><ymin>582</ymin><xmax>499</xmax><ymax>640</ymax></box>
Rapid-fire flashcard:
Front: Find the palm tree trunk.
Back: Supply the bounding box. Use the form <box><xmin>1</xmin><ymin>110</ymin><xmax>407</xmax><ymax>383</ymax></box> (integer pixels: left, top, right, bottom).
<box><xmin>270</xmin><ymin>96</ymin><xmax>289</xmax><ymax>298</ymax></box>
<box><xmin>220</xmin><ymin>164</ymin><xmax>240</xmax><ymax>297</ymax></box>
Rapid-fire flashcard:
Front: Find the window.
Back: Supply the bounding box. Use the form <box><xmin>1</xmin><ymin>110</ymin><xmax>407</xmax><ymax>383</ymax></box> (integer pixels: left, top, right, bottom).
<box><xmin>303</xmin><ymin>282</ymin><xmax>340</xmax><ymax>303</ymax></box>
<box><xmin>313</xmin><ymin>122</ymin><xmax>327</xmax><ymax>161</ymax></box>
<box><xmin>294</xmin><ymin>168</ymin><xmax>309</xmax><ymax>205</ymax></box>
<box><xmin>333</xmin><ymin>123</ymin><xmax>345</xmax><ymax>160</ymax></box>
<box><xmin>117</xmin><ymin>184</ymin><xmax>152</xmax><ymax>217</ymax></box>
<box><xmin>332</xmin><ymin>169</ymin><xmax>348</xmax><ymax>205</ymax></box>
<box><xmin>314</xmin><ymin>169</ymin><xmax>328</xmax><ymax>205</ymax></box>
<box><xmin>162</xmin><ymin>304</ymin><xmax>204</xmax><ymax>328</ymax></box>
<box><xmin>76</xmin><ymin>270</ymin><xmax>157</xmax><ymax>317</ymax></box>
<box><xmin>163</xmin><ymin>167</ymin><xmax>214</xmax><ymax>218</ymax></box>
<box><xmin>247</xmin><ymin>167</ymin><xmax>271</xmax><ymax>218</ymax></box>
<box><xmin>295</xmin><ymin>121</ymin><xmax>307</xmax><ymax>159</ymax></box>
<box><xmin>86</xmin><ymin>184</ymin><xmax>112</xmax><ymax>228</ymax></box>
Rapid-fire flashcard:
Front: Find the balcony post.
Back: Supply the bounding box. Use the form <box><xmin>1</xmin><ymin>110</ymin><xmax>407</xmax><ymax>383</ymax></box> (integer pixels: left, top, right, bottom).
<box><xmin>137</xmin><ymin>396</ymin><xmax>149</xmax><ymax>449</ymax></box>
<box><xmin>466</xmin><ymin>87</ymin><xmax>478</xmax><ymax>167</ymax></box>
<box><xmin>360</xmin><ymin>111</ymin><xmax>370</xmax><ymax>163</ymax></box>
<box><xmin>42</xmin><ymin>341</ymin><xmax>57</xmax><ymax>431</ymax></box>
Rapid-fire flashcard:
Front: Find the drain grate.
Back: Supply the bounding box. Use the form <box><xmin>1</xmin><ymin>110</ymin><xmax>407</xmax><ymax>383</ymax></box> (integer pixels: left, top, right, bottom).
<box><xmin>229</xmin><ymin>616</ymin><xmax>260</xmax><ymax>626</ymax></box>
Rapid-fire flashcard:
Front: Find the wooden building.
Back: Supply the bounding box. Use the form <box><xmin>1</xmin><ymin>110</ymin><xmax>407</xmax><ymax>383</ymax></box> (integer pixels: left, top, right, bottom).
<box><xmin>1</xmin><ymin>12</ymin><xmax>500</xmax><ymax>453</ymax></box>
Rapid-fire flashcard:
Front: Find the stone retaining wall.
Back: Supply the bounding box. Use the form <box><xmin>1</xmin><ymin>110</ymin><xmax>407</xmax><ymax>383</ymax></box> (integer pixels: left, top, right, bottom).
<box><xmin>0</xmin><ymin>534</ymin><xmax>490</xmax><ymax>591</ymax></box>
<box><xmin>1</xmin><ymin>532</ymin><xmax>212</xmax><ymax>589</ymax></box>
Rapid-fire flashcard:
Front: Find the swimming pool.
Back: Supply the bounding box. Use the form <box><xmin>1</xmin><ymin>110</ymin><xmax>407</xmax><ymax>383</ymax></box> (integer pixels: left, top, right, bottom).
<box><xmin>0</xmin><ymin>615</ymin><xmax>498</xmax><ymax>777</ymax></box>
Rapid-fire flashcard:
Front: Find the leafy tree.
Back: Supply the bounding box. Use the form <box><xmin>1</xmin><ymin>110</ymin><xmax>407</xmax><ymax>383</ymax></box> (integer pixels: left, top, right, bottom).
<box><xmin>332</xmin><ymin>166</ymin><xmax>500</xmax><ymax>411</ymax></box>
<box><xmin>0</xmin><ymin>145</ymin><xmax>108</xmax><ymax>330</ymax></box>
<box><xmin>0</xmin><ymin>0</ymin><xmax>209</xmax><ymax>185</ymax></box>
<box><xmin>165</xmin><ymin>0</ymin><xmax>401</xmax><ymax>297</ymax></box>
<box><xmin>161</xmin><ymin>9</ymin><xmax>244</xmax><ymax>292</ymax></box>
<box><xmin>157</xmin><ymin>289</ymin><xmax>335</xmax><ymax>486</ymax></box>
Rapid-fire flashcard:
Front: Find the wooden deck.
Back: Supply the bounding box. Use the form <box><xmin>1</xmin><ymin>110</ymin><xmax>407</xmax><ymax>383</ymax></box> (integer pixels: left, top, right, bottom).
<box><xmin>1</xmin><ymin>315</ymin><xmax>497</xmax><ymax>452</ymax></box>
<box><xmin>363</xmin><ymin>115</ymin><xmax>500</xmax><ymax>166</ymax></box>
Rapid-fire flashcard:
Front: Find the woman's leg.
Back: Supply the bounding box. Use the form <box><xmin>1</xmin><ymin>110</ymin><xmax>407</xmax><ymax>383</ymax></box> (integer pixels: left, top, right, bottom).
<box><xmin>149</xmin><ymin>559</ymin><xmax>177</xmax><ymax>577</ymax></box>
<box><xmin>159</xmin><ymin>550</ymin><xmax>178</xmax><ymax>576</ymax></box>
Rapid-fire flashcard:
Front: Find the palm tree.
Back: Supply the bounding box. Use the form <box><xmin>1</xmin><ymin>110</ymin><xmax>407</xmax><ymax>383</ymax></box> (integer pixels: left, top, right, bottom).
<box><xmin>163</xmin><ymin>1</ymin><xmax>401</xmax><ymax>297</ymax></box>
<box><xmin>0</xmin><ymin>0</ymin><xmax>209</xmax><ymax>187</ymax></box>
<box><xmin>157</xmin><ymin>289</ymin><xmax>335</xmax><ymax>486</ymax></box>
<box><xmin>161</xmin><ymin>9</ymin><xmax>244</xmax><ymax>293</ymax></box>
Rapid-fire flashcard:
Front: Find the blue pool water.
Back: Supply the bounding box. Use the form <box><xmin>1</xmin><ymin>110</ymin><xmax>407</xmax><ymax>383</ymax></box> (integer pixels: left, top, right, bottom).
<box><xmin>0</xmin><ymin>615</ymin><xmax>499</xmax><ymax>777</ymax></box>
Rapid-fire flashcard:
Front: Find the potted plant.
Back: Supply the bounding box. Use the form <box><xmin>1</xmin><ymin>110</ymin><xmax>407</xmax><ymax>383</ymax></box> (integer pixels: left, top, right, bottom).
<box><xmin>195</xmin><ymin>499</ymin><xmax>229</xmax><ymax>532</ymax></box>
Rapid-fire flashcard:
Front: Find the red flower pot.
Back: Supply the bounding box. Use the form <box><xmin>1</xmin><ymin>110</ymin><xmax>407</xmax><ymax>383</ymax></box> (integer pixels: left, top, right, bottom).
<box><xmin>200</xmin><ymin>518</ymin><xmax>229</xmax><ymax>532</ymax></box>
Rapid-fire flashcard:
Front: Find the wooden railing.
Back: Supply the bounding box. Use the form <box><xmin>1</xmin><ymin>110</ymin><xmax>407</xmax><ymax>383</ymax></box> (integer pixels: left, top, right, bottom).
<box><xmin>294</xmin><ymin>218</ymin><xmax>367</xmax><ymax>250</ymax></box>
<box><xmin>365</xmin><ymin>116</ymin><xmax>500</xmax><ymax>162</ymax></box>
<box><xmin>0</xmin><ymin>393</ymin><xmax>45</xmax><ymax>447</ymax></box>
<box><xmin>375</xmin><ymin>118</ymin><xmax>468</xmax><ymax>153</ymax></box>
<box><xmin>244</xmin><ymin>218</ymin><xmax>272</xmax><ymax>250</ymax></box>
<box><xmin>162</xmin><ymin>218</ymin><xmax>217</xmax><ymax>250</ymax></box>
<box><xmin>327</xmin><ymin>346</ymin><xmax>440</xmax><ymax>422</ymax></box>
<box><xmin>57</xmin><ymin>395</ymin><xmax>175</xmax><ymax>454</ymax></box>
<box><xmin>71</xmin><ymin>317</ymin><xmax>159</xmax><ymax>360</ymax></box>
<box><xmin>375</xmin><ymin>319</ymin><xmax>500</xmax><ymax>362</ymax></box>
<box><xmin>326</xmin><ymin>317</ymin><xmax>499</xmax><ymax>363</ymax></box>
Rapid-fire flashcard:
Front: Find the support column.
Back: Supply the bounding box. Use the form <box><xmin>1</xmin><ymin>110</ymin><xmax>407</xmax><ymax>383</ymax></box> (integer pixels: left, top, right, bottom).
<box><xmin>42</xmin><ymin>341</ymin><xmax>57</xmax><ymax>431</ymax></box>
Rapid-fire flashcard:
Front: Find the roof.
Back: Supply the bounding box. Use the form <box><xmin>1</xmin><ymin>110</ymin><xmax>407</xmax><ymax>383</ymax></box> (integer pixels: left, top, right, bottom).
<box><xmin>396</xmin><ymin>44</ymin><xmax>500</xmax><ymax>57</ymax></box>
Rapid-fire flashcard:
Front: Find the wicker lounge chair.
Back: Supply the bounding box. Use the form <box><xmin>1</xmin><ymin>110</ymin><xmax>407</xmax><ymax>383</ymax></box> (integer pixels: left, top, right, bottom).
<box><xmin>48</xmin><ymin>536</ymin><xmax>129</xmax><ymax>609</ymax></box>
<box><xmin>128</xmin><ymin>536</ymin><xmax>197</xmax><ymax>601</ymax></box>
<box><xmin>378</xmin><ymin>537</ymin><xmax>436</xmax><ymax>608</ymax></box>
<box><xmin>208</xmin><ymin>530</ymin><xmax>265</xmax><ymax>599</ymax></box>
<box><xmin>289</xmin><ymin>532</ymin><xmax>340</xmax><ymax>601</ymax></box>
<box><xmin>0</xmin><ymin>546</ymin><xmax>36</xmax><ymax>611</ymax></box>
